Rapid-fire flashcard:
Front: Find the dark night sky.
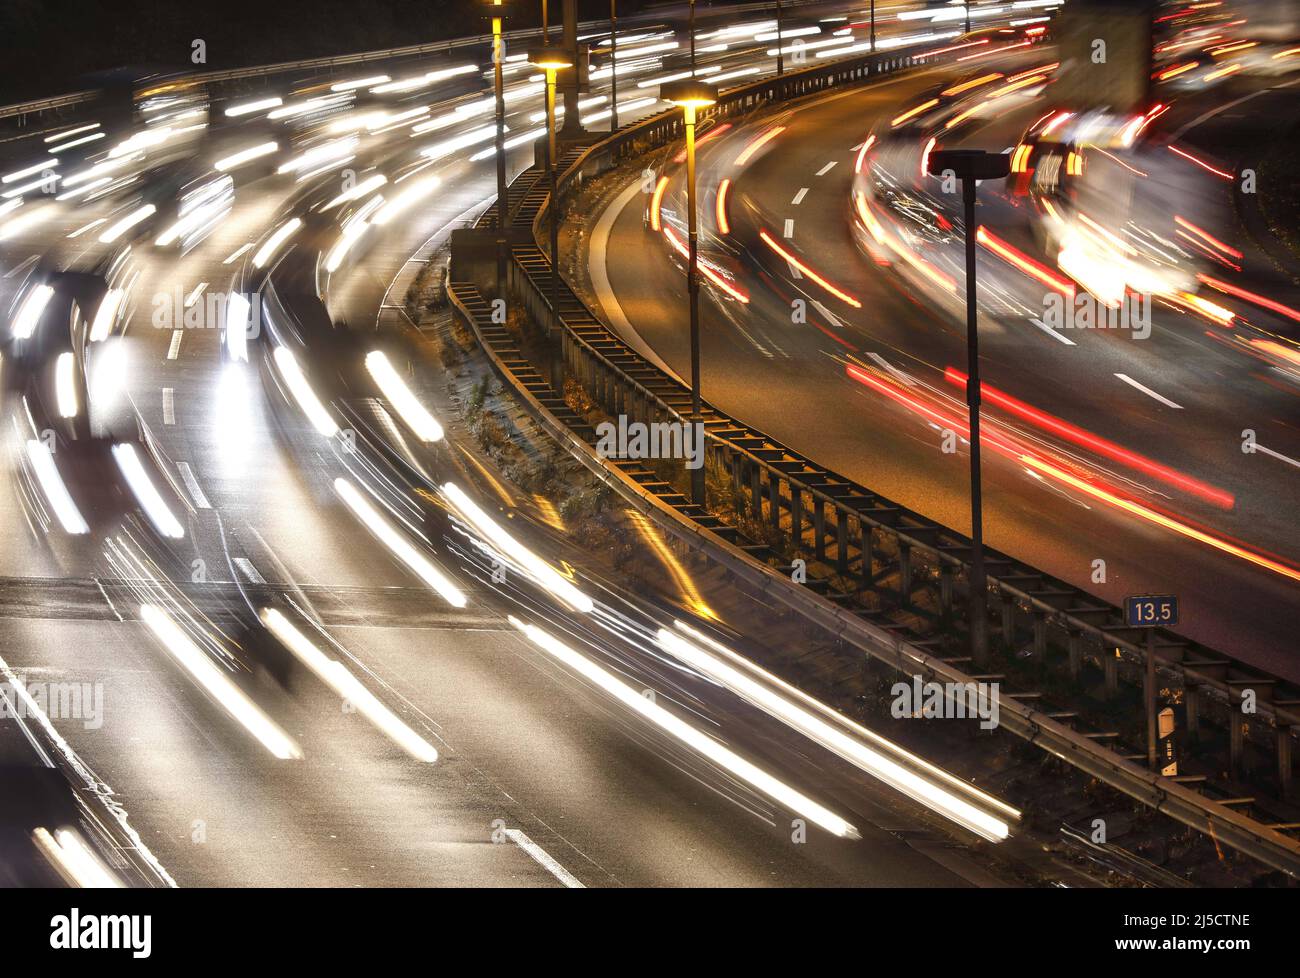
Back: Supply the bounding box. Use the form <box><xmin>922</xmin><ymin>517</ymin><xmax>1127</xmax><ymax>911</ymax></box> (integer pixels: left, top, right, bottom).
<box><xmin>0</xmin><ymin>0</ymin><xmax>661</xmax><ymax>101</ymax></box>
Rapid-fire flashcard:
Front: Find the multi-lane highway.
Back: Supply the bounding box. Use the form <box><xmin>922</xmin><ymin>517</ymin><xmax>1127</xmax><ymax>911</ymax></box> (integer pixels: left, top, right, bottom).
<box><xmin>589</xmin><ymin>26</ymin><xmax>1300</xmax><ymax>678</ymax></box>
<box><xmin>0</xmin><ymin>3</ymin><xmax>1076</xmax><ymax>888</ymax></box>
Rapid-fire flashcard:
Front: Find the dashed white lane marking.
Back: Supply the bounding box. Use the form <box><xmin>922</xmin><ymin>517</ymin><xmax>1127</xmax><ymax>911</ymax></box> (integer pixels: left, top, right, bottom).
<box><xmin>503</xmin><ymin>829</ymin><xmax>584</xmax><ymax>888</ymax></box>
<box><xmin>1029</xmin><ymin>316</ymin><xmax>1076</xmax><ymax>346</ymax></box>
<box><xmin>184</xmin><ymin>283</ymin><xmax>207</xmax><ymax>307</ymax></box>
<box><xmin>1252</xmin><ymin>443</ymin><xmax>1300</xmax><ymax>469</ymax></box>
<box><xmin>791</xmin><ymin>187</ymin><xmax>809</xmax><ymax>205</ymax></box>
<box><xmin>176</xmin><ymin>462</ymin><xmax>211</xmax><ymax>509</ymax></box>
<box><xmin>162</xmin><ymin>387</ymin><xmax>175</xmax><ymax>425</ymax></box>
<box><xmin>786</xmin><ymin>260</ymin><xmax>802</xmax><ymax>279</ymax></box>
<box><xmin>865</xmin><ymin>351</ymin><xmax>917</xmax><ymax>386</ymax></box>
<box><xmin>783</xmin><ymin>218</ymin><xmax>794</xmax><ymax>238</ymax></box>
<box><xmin>233</xmin><ymin>557</ymin><xmax>265</xmax><ymax>585</ymax></box>
<box><xmin>1114</xmin><ymin>373</ymin><xmax>1182</xmax><ymax>409</ymax></box>
<box><xmin>815</xmin><ymin>161</ymin><xmax>838</xmax><ymax>176</ymax></box>
<box><xmin>166</xmin><ymin>329</ymin><xmax>183</xmax><ymax>360</ymax></box>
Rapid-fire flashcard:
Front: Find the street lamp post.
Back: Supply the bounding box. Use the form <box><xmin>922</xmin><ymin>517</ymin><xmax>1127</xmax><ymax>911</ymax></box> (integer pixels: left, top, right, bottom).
<box><xmin>689</xmin><ymin>0</ymin><xmax>696</xmax><ymax>71</ymax></box>
<box><xmin>775</xmin><ymin>0</ymin><xmax>784</xmax><ymax>76</ymax></box>
<box><xmin>609</xmin><ymin>0</ymin><xmax>619</xmax><ymax>131</ymax></box>
<box><xmin>870</xmin><ymin>0</ymin><xmax>876</xmax><ymax>51</ymax></box>
<box><xmin>529</xmin><ymin>45</ymin><xmax>572</xmax><ymax>330</ymax></box>
<box><xmin>485</xmin><ymin>1</ymin><xmax>512</xmax><ymax>296</ymax></box>
<box><xmin>926</xmin><ymin>148</ymin><xmax>1011</xmax><ymax>666</ymax></box>
<box><xmin>661</xmin><ymin>79</ymin><xmax>718</xmax><ymax>507</ymax></box>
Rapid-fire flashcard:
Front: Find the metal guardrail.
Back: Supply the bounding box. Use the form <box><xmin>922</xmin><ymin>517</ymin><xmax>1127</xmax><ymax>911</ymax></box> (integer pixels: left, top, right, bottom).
<box><xmin>458</xmin><ymin>36</ymin><xmax>1300</xmax><ymax>875</ymax></box>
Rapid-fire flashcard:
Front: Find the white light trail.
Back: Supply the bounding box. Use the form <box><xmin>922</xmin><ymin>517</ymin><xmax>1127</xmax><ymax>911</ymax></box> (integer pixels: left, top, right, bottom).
<box><xmin>659</xmin><ymin>626</ymin><xmax>1015</xmax><ymax>842</ymax></box>
<box><xmin>272</xmin><ymin>345</ymin><xmax>335</xmax><ymax>435</ymax></box>
<box><xmin>112</xmin><ymin>443</ymin><xmax>184</xmax><ymax>539</ymax></box>
<box><xmin>140</xmin><ymin>604</ymin><xmax>302</xmax><ymax>759</ymax></box>
<box><xmin>511</xmin><ymin>617</ymin><xmax>859</xmax><ymax>839</ymax></box>
<box><xmin>365</xmin><ymin>351</ymin><xmax>443</xmax><ymax>442</ymax></box>
<box><xmin>440</xmin><ymin>482</ymin><xmax>592</xmax><ymax>613</ymax></box>
<box><xmin>25</xmin><ymin>439</ymin><xmax>88</xmax><ymax>534</ymax></box>
<box><xmin>333</xmin><ymin>478</ymin><xmax>467</xmax><ymax>607</ymax></box>
<box><xmin>261</xmin><ymin>608</ymin><xmax>438</xmax><ymax>762</ymax></box>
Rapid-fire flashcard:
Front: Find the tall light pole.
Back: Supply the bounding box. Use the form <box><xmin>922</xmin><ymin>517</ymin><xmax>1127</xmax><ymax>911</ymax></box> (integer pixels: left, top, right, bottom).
<box><xmin>661</xmin><ymin>79</ymin><xmax>718</xmax><ymax>506</ymax></box>
<box><xmin>486</xmin><ymin>0</ymin><xmax>512</xmax><ymax>295</ymax></box>
<box><xmin>775</xmin><ymin>0</ymin><xmax>784</xmax><ymax>76</ymax></box>
<box><xmin>870</xmin><ymin>0</ymin><xmax>876</xmax><ymax>51</ymax></box>
<box><xmin>689</xmin><ymin>0</ymin><xmax>696</xmax><ymax>71</ymax></box>
<box><xmin>965</xmin><ymin>0</ymin><xmax>971</xmax><ymax>35</ymax></box>
<box><xmin>529</xmin><ymin>45</ymin><xmax>572</xmax><ymax>328</ymax></box>
<box><xmin>542</xmin><ymin>0</ymin><xmax>549</xmax><ymax>40</ymax></box>
<box><xmin>609</xmin><ymin>0</ymin><xmax>619</xmax><ymax>131</ymax></box>
<box><xmin>926</xmin><ymin>148</ymin><xmax>1011</xmax><ymax>666</ymax></box>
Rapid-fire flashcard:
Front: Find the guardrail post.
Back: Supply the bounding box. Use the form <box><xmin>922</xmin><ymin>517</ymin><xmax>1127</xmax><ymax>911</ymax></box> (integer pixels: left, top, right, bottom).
<box><xmin>1185</xmin><ymin>680</ymin><xmax>1201</xmax><ymax>740</ymax></box>
<box><xmin>790</xmin><ymin>486</ymin><xmax>803</xmax><ymax>552</ymax></box>
<box><xmin>1279</xmin><ymin>724</ymin><xmax>1294</xmax><ymax>798</ymax></box>
<box><xmin>1230</xmin><ymin>708</ymin><xmax>1244</xmax><ymax>778</ymax></box>
<box><xmin>898</xmin><ymin>543</ymin><xmax>912</xmax><ymax>606</ymax></box>
<box><xmin>940</xmin><ymin>563</ymin><xmax>954</xmax><ymax>622</ymax></box>
<box><xmin>768</xmin><ymin>473</ymin><xmax>782</xmax><ymax>533</ymax></box>
<box><xmin>859</xmin><ymin>522</ymin><xmax>873</xmax><ymax>589</ymax></box>
<box><xmin>836</xmin><ymin>512</ymin><xmax>849</xmax><ymax>575</ymax></box>
<box><xmin>750</xmin><ymin>463</ymin><xmax>763</xmax><ymax>522</ymax></box>
<box><xmin>1067</xmin><ymin>628</ymin><xmax>1083</xmax><ymax>680</ymax></box>
<box><xmin>813</xmin><ymin>499</ymin><xmax>826</xmax><ymax>561</ymax></box>
<box><xmin>1000</xmin><ymin>591</ymin><xmax>1016</xmax><ymax>650</ymax></box>
<box><xmin>1033</xmin><ymin>611</ymin><xmax>1047</xmax><ymax>660</ymax></box>
<box><xmin>1103</xmin><ymin>649</ymin><xmax>1118</xmax><ymax>699</ymax></box>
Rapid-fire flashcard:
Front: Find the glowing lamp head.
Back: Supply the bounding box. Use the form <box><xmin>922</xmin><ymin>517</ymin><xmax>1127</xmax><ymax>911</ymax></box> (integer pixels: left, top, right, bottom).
<box><xmin>528</xmin><ymin>45</ymin><xmax>573</xmax><ymax>72</ymax></box>
<box><xmin>660</xmin><ymin>79</ymin><xmax>719</xmax><ymax>110</ymax></box>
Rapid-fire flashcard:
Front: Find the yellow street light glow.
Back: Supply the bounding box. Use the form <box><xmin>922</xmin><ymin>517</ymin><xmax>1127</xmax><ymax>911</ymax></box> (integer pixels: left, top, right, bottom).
<box><xmin>333</xmin><ymin>478</ymin><xmax>467</xmax><ymax>607</ymax></box>
<box><xmin>272</xmin><ymin>345</ymin><xmax>337</xmax><ymax>436</ymax></box>
<box><xmin>441</xmin><ymin>482</ymin><xmax>593</xmax><ymax>613</ymax></box>
<box><xmin>364</xmin><ymin>351</ymin><xmax>444</xmax><ymax>442</ymax></box>
<box><xmin>260</xmin><ymin>608</ymin><xmax>438</xmax><ymax>762</ymax></box>
<box><xmin>140</xmin><ymin>604</ymin><xmax>302</xmax><ymax>759</ymax></box>
<box><xmin>510</xmin><ymin>617</ymin><xmax>860</xmax><ymax>839</ymax></box>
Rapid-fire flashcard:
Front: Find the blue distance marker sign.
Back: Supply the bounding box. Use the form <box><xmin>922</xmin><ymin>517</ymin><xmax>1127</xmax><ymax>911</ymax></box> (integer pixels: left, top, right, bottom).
<box><xmin>1125</xmin><ymin>594</ymin><xmax>1178</xmax><ymax>628</ymax></box>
